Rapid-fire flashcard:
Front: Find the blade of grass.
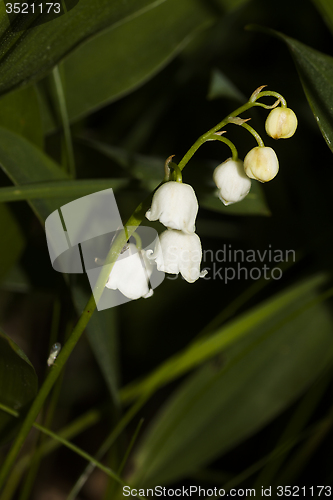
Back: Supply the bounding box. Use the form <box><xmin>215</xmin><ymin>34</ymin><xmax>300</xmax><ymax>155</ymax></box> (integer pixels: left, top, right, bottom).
<box><xmin>105</xmin><ymin>419</ymin><xmax>145</xmax><ymax>500</ymax></box>
<box><xmin>52</xmin><ymin>65</ymin><xmax>76</xmax><ymax>177</ymax></box>
<box><xmin>2</xmin><ymin>407</ymin><xmax>103</xmax><ymax>500</ymax></box>
<box><xmin>67</xmin><ymin>393</ymin><xmax>150</xmax><ymax>500</ymax></box>
<box><xmin>0</xmin><ymin>404</ymin><xmax>125</xmax><ymax>488</ymax></box>
<box><xmin>0</xmin><ymin>179</ymin><xmax>128</xmax><ymax>202</ymax></box>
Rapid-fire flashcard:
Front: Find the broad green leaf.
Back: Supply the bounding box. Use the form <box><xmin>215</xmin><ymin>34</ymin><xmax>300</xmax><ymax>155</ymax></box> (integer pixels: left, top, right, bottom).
<box><xmin>0</xmin><ymin>127</ymin><xmax>69</xmax><ymax>222</ymax></box>
<box><xmin>120</xmin><ymin>275</ymin><xmax>325</xmax><ymax>403</ymax></box>
<box><xmin>72</xmin><ymin>284</ymin><xmax>120</xmax><ymax>406</ymax></box>
<box><xmin>41</xmin><ymin>0</ymin><xmax>216</xmax><ymax>129</ymax></box>
<box><xmin>0</xmin><ymin>86</ymin><xmax>43</xmax><ymax>148</ymax></box>
<box><xmin>311</xmin><ymin>0</ymin><xmax>333</xmax><ymax>35</ymax></box>
<box><xmin>0</xmin><ymin>0</ymin><xmax>165</xmax><ymax>96</ymax></box>
<box><xmin>248</xmin><ymin>26</ymin><xmax>333</xmax><ymax>153</ymax></box>
<box><xmin>0</xmin><ymin>329</ymin><xmax>38</xmax><ymax>444</ymax></box>
<box><xmin>0</xmin><ymin>179</ymin><xmax>128</xmax><ymax>203</ymax></box>
<box><xmin>207</xmin><ymin>69</ymin><xmax>245</xmax><ymax>102</ymax></box>
<box><xmin>0</xmin><ymin>204</ymin><xmax>25</xmax><ymax>282</ymax></box>
<box><xmin>129</xmin><ymin>275</ymin><xmax>333</xmax><ymax>486</ymax></box>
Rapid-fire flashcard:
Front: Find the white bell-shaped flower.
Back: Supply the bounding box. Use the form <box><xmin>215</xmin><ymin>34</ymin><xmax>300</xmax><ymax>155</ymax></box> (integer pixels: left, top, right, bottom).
<box><xmin>265</xmin><ymin>107</ymin><xmax>298</xmax><ymax>139</ymax></box>
<box><xmin>147</xmin><ymin>229</ymin><xmax>207</xmax><ymax>283</ymax></box>
<box><xmin>146</xmin><ymin>181</ymin><xmax>198</xmax><ymax>233</ymax></box>
<box><xmin>213</xmin><ymin>158</ymin><xmax>251</xmax><ymax>206</ymax></box>
<box><xmin>106</xmin><ymin>243</ymin><xmax>154</xmax><ymax>300</ymax></box>
<box><xmin>244</xmin><ymin>146</ymin><xmax>279</xmax><ymax>183</ymax></box>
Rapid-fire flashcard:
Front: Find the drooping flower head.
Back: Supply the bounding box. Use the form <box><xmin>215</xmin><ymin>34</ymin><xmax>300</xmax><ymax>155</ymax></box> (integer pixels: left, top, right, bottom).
<box><xmin>213</xmin><ymin>158</ymin><xmax>251</xmax><ymax>206</ymax></box>
<box><xmin>244</xmin><ymin>146</ymin><xmax>279</xmax><ymax>183</ymax></box>
<box><xmin>148</xmin><ymin>229</ymin><xmax>207</xmax><ymax>283</ymax></box>
<box><xmin>106</xmin><ymin>243</ymin><xmax>154</xmax><ymax>300</ymax></box>
<box><xmin>146</xmin><ymin>181</ymin><xmax>198</xmax><ymax>233</ymax></box>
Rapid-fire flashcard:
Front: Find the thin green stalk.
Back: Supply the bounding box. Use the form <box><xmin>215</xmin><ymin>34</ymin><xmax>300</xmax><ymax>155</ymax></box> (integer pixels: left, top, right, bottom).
<box><xmin>0</xmin><ymin>404</ymin><xmax>123</xmax><ymax>488</ymax></box>
<box><xmin>105</xmin><ymin>419</ymin><xmax>144</xmax><ymax>500</ymax></box>
<box><xmin>1</xmin><ymin>408</ymin><xmax>103</xmax><ymax>500</ymax></box>
<box><xmin>67</xmin><ymin>394</ymin><xmax>149</xmax><ymax>500</ymax></box>
<box><xmin>52</xmin><ymin>65</ymin><xmax>76</xmax><ymax>177</ymax></box>
<box><xmin>19</xmin><ymin>299</ymin><xmax>63</xmax><ymax>500</ymax></box>
<box><xmin>211</xmin><ymin>135</ymin><xmax>238</xmax><ymax>161</ymax></box>
<box><xmin>240</xmin><ymin>122</ymin><xmax>265</xmax><ymax>147</ymax></box>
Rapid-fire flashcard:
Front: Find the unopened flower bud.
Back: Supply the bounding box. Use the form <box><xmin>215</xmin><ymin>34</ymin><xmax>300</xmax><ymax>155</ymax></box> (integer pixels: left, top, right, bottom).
<box><xmin>146</xmin><ymin>181</ymin><xmax>198</xmax><ymax>233</ymax></box>
<box><xmin>213</xmin><ymin>158</ymin><xmax>251</xmax><ymax>206</ymax></box>
<box><xmin>244</xmin><ymin>146</ymin><xmax>279</xmax><ymax>183</ymax></box>
<box><xmin>265</xmin><ymin>107</ymin><xmax>297</xmax><ymax>139</ymax></box>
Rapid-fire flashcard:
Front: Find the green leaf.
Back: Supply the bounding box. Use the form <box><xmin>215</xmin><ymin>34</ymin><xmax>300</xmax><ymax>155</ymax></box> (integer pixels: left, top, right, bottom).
<box><xmin>0</xmin><ymin>126</ymin><xmax>68</xmax><ymax>222</ymax></box>
<box><xmin>0</xmin><ymin>204</ymin><xmax>25</xmax><ymax>282</ymax></box>
<box><xmin>0</xmin><ymin>0</ymin><xmax>165</xmax><ymax>96</ymax></box>
<box><xmin>129</xmin><ymin>275</ymin><xmax>333</xmax><ymax>486</ymax></box>
<box><xmin>248</xmin><ymin>26</ymin><xmax>333</xmax><ymax>153</ymax></box>
<box><xmin>311</xmin><ymin>0</ymin><xmax>333</xmax><ymax>35</ymax></box>
<box><xmin>207</xmin><ymin>68</ymin><xmax>246</xmax><ymax>102</ymax></box>
<box><xmin>41</xmin><ymin>0</ymin><xmax>216</xmax><ymax>130</ymax></box>
<box><xmin>0</xmin><ymin>86</ymin><xmax>43</xmax><ymax>148</ymax></box>
<box><xmin>0</xmin><ymin>330</ymin><xmax>38</xmax><ymax>444</ymax></box>
<box><xmin>0</xmin><ymin>179</ymin><xmax>128</xmax><ymax>203</ymax></box>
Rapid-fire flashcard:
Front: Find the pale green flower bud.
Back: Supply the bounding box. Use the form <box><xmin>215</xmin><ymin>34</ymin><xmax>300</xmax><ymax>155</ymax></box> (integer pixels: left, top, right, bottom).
<box><xmin>213</xmin><ymin>158</ymin><xmax>251</xmax><ymax>206</ymax></box>
<box><xmin>265</xmin><ymin>107</ymin><xmax>298</xmax><ymax>139</ymax></box>
<box><xmin>244</xmin><ymin>146</ymin><xmax>279</xmax><ymax>183</ymax></box>
<box><xmin>146</xmin><ymin>181</ymin><xmax>198</xmax><ymax>233</ymax></box>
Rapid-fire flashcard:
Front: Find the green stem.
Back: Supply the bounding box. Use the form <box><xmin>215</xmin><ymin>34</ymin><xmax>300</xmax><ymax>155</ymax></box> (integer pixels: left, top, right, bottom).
<box><xmin>212</xmin><ymin>135</ymin><xmax>238</xmax><ymax>161</ymax></box>
<box><xmin>177</xmin><ymin>100</ymin><xmax>264</xmax><ymax>171</ymax></box>
<box><xmin>255</xmin><ymin>90</ymin><xmax>287</xmax><ymax>107</ymax></box>
<box><xmin>171</xmin><ymin>162</ymin><xmax>182</xmax><ymax>182</ymax></box>
<box><xmin>52</xmin><ymin>65</ymin><xmax>76</xmax><ymax>177</ymax></box>
<box><xmin>240</xmin><ymin>122</ymin><xmax>265</xmax><ymax>147</ymax></box>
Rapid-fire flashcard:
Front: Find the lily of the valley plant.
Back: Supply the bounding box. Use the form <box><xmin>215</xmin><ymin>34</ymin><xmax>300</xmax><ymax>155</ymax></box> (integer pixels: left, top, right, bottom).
<box><xmin>106</xmin><ymin>86</ymin><xmax>297</xmax><ymax>300</ymax></box>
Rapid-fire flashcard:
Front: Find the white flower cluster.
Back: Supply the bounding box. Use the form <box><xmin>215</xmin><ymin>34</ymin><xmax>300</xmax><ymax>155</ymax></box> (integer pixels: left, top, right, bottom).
<box><xmin>146</xmin><ymin>181</ymin><xmax>207</xmax><ymax>283</ymax></box>
<box><xmin>213</xmin><ymin>107</ymin><xmax>297</xmax><ymax>205</ymax></box>
<box><xmin>105</xmin><ymin>104</ymin><xmax>297</xmax><ymax>302</ymax></box>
